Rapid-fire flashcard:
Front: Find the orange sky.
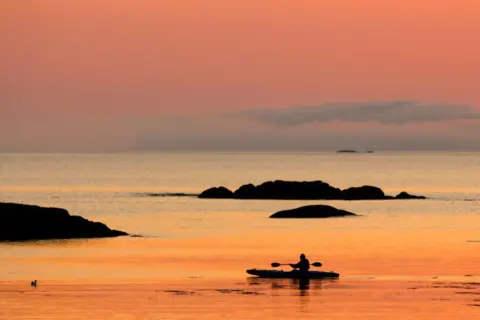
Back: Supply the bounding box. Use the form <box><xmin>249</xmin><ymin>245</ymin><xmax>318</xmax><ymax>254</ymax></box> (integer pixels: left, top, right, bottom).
<box><xmin>1</xmin><ymin>1</ymin><xmax>480</xmax><ymax>151</ymax></box>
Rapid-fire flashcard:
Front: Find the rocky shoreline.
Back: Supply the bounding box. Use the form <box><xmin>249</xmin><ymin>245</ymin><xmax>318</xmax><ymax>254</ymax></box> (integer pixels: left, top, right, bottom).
<box><xmin>0</xmin><ymin>202</ymin><xmax>128</xmax><ymax>242</ymax></box>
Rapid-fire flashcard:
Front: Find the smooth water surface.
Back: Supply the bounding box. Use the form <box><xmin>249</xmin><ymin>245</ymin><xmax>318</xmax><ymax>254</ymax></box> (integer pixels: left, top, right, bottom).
<box><xmin>0</xmin><ymin>152</ymin><xmax>479</xmax><ymax>319</ymax></box>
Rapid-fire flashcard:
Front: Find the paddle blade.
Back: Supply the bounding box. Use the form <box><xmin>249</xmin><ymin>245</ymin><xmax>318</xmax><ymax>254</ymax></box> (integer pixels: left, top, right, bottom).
<box><xmin>311</xmin><ymin>262</ymin><xmax>322</xmax><ymax>267</ymax></box>
<box><xmin>271</xmin><ymin>262</ymin><xmax>281</xmax><ymax>268</ymax></box>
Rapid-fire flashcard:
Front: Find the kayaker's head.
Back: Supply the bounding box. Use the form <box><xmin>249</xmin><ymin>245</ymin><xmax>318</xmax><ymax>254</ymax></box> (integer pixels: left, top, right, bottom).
<box><xmin>300</xmin><ymin>253</ymin><xmax>306</xmax><ymax>260</ymax></box>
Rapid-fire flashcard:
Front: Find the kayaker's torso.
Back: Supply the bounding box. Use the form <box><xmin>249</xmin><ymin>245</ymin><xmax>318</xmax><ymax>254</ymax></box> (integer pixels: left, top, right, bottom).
<box><xmin>292</xmin><ymin>258</ymin><xmax>310</xmax><ymax>273</ymax></box>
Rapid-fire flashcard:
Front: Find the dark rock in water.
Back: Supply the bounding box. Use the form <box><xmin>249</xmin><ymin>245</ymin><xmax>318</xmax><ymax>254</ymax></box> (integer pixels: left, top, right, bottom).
<box><xmin>270</xmin><ymin>205</ymin><xmax>356</xmax><ymax>218</ymax></box>
<box><xmin>234</xmin><ymin>180</ymin><xmax>341</xmax><ymax>200</ymax></box>
<box><xmin>233</xmin><ymin>183</ymin><xmax>258</xmax><ymax>198</ymax></box>
<box><xmin>198</xmin><ymin>186</ymin><xmax>234</xmax><ymax>199</ymax></box>
<box><xmin>0</xmin><ymin>202</ymin><xmax>128</xmax><ymax>241</ymax></box>
<box><xmin>198</xmin><ymin>179</ymin><xmax>426</xmax><ymax>200</ymax></box>
<box><xmin>339</xmin><ymin>186</ymin><xmax>385</xmax><ymax>200</ymax></box>
<box><xmin>395</xmin><ymin>192</ymin><xmax>427</xmax><ymax>199</ymax></box>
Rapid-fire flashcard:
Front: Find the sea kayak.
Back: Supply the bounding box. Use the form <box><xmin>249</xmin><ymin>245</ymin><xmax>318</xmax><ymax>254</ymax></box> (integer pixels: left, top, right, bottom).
<box><xmin>246</xmin><ymin>269</ymin><xmax>340</xmax><ymax>279</ymax></box>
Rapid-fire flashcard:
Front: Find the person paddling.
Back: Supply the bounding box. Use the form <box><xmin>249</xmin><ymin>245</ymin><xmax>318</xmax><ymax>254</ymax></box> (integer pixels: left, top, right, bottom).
<box><xmin>290</xmin><ymin>253</ymin><xmax>310</xmax><ymax>275</ymax></box>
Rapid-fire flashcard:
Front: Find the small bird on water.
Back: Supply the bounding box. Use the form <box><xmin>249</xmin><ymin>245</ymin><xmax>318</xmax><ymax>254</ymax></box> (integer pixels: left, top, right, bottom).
<box><xmin>30</xmin><ymin>280</ymin><xmax>37</xmax><ymax>288</ymax></box>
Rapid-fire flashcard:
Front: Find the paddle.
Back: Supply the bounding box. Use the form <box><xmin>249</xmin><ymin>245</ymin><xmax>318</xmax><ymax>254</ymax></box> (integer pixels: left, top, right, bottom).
<box><xmin>271</xmin><ymin>262</ymin><xmax>322</xmax><ymax>268</ymax></box>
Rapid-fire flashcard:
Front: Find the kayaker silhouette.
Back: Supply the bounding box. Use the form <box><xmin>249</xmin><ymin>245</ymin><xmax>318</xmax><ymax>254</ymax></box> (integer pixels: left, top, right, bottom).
<box><xmin>289</xmin><ymin>253</ymin><xmax>310</xmax><ymax>275</ymax></box>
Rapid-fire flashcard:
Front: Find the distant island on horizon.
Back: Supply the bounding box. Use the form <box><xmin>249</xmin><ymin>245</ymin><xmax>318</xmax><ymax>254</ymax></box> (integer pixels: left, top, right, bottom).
<box><xmin>336</xmin><ymin>149</ymin><xmax>375</xmax><ymax>153</ymax></box>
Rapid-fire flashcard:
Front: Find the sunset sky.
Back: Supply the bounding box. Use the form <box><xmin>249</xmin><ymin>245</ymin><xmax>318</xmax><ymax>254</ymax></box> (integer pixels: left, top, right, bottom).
<box><xmin>1</xmin><ymin>0</ymin><xmax>480</xmax><ymax>151</ymax></box>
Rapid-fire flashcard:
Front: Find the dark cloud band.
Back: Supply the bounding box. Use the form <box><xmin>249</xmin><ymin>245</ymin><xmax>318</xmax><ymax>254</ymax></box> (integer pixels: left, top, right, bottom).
<box><xmin>241</xmin><ymin>101</ymin><xmax>480</xmax><ymax>126</ymax></box>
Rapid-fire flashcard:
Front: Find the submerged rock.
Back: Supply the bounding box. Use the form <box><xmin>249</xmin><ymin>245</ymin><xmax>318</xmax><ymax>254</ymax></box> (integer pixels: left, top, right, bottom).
<box><xmin>0</xmin><ymin>202</ymin><xmax>128</xmax><ymax>241</ymax></box>
<box><xmin>270</xmin><ymin>205</ymin><xmax>357</xmax><ymax>218</ymax></box>
<box><xmin>198</xmin><ymin>180</ymin><xmax>426</xmax><ymax>200</ymax></box>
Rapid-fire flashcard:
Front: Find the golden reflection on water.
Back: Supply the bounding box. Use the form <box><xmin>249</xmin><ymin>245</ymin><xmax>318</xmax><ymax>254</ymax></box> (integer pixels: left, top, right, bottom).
<box><xmin>1</xmin><ymin>213</ymin><xmax>479</xmax><ymax>319</ymax></box>
<box><xmin>0</xmin><ymin>278</ymin><xmax>478</xmax><ymax>320</ymax></box>
<box><xmin>1</xmin><ymin>153</ymin><xmax>480</xmax><ymax>318</ymax></box>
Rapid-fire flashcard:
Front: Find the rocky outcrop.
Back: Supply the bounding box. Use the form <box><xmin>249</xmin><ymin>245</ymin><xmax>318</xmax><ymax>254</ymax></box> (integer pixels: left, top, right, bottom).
<box><xmin>0</xmin><ymin>202</ymin><xmax>128</xmax><ymax>241</ymax></box>
<box><xmin>234</xmin><ymin>180</ymin><xmax>341</xmax><ymax>200</ymax></box>
<box><xmin>395</xmin><ymin>192</ymin><xmax>427</xmax><ymax>199</ymax></box>
<box><xmin>233</xmin><ymin>183</ymin><xmax>258</xmax><ymax>198</ymax></box>
<box><xmin>270</xmin><ymin>205</ymin><xmax>357</xmax><ymax>218</ymax></box>
<box><xmin>198</xmin><ymin>187</ymin><xmax>234</xmax><ymax>199</ymax></box>
<box><xmin>339</xmin><ymin>186</ymin><xmax>387</xmax><ymax>200</ymax></box>
<box><xmin>198</xmin><ymin>180</ymin><xmax>426</xmax><ymax>200</ymax></box>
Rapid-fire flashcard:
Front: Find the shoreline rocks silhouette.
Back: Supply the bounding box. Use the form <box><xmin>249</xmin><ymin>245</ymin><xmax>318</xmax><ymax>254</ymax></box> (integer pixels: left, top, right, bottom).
<box><xmin>0</xmin><ymin>202</ymin><xmax>128</xmax><ymax>241</ymax></box>
<box><xmin>199</xmin><ymin>180</ymin><xmax>426</xmax><ymax>200</ymax></box>
<box><xmin>270</xmin><ymin>205</ymin><xmax>357</xmax><ymax>218</ymax></box>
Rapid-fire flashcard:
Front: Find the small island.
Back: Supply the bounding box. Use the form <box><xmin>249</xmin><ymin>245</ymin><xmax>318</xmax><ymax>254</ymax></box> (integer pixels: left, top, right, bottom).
<box><xmin>0</xmin><ymin>202</ymin><xmax>128</xmax><ymax>242</ymax></box>
<box><xmin>270</xmin><ymin>205</ymin><xmax>357</xmax><ymax>218</ymax></box>
<box><xmin>198</xmin><ymin>180</ymin><xmax>426</xmax><ymax>200</ymax></box>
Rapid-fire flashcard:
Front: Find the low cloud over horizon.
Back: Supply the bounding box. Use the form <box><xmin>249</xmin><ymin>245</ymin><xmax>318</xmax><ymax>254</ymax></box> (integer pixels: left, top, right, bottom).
<box><xmin>240</xmin><ymin>101</ymin><xmax>480</xmax><ymax>126</ymax></box>
<box><xmin>1</xmin><ymin>100</ymin><xmax>480</xmax><ymax>152</ymax></box>
<box><xmin>133</xmin><ymin>100</ymin><xmax>480</xmax><ymax>152</ymax></box>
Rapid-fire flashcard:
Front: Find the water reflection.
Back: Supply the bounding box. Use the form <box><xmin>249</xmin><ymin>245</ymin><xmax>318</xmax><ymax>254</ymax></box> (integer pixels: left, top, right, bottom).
<box><xmin>295</xmin><ymin>278</ymin><xmax>310</xmax><ymax>293</ymax></box>
<box><xmin>247</xmin><ymin>277</ymin><xmax>336</xmax><ymax>294</ymax></box>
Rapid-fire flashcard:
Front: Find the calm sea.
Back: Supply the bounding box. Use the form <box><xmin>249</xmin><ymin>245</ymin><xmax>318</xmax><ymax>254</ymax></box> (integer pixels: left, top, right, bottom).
<box><xmin>0</xmin><ymin>152</ymin><xmax>479</xmax><ymax>319</ymax></box>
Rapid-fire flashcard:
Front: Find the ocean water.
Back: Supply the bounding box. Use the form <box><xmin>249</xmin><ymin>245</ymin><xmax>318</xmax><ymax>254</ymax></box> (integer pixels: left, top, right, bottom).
<box><xmin>0</xmin><ymin>152</ymin><xmax>479</xmax><ymax>319</ymax></box>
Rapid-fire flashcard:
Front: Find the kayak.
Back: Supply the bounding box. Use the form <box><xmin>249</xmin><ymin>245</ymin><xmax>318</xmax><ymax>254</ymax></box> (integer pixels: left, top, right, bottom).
<box><xmin>246</xmin><ymin>269</ymin><xmax>340</xmax><ymax>279</ymax></box>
